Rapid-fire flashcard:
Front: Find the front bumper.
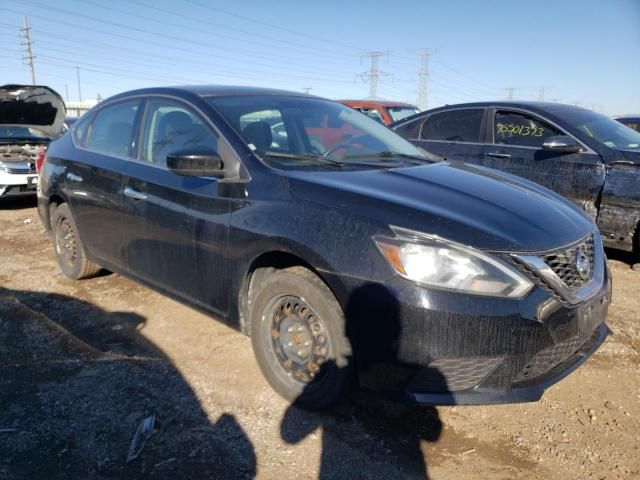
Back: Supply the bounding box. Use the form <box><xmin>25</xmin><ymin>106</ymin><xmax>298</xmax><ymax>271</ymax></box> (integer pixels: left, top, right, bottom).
<box><xmin>327</xmin><ymin>259</ymin><xmax>611</xmax><ymax>405</ymax></box>
<box><xmin>0</xmin><ymin>170</ymin><xmax>37</xmax><ymax>196</ymax></box>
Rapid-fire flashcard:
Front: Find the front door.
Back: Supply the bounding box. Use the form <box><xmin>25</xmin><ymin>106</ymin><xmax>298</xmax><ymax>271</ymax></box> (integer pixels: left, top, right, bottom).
<box><xmin>121</xmin><ymin>98</ymin><xmax>232</xmax><ymax>315</ymax></box>
<box><xmin>410</xmin><ymin>108</ymin><xmax>486</xmax><ymax>163</ymax></box>
<box><xmin>483</xmin><ymin>109</ymin><xmax>605</xmax><ymax>219</ymax></box>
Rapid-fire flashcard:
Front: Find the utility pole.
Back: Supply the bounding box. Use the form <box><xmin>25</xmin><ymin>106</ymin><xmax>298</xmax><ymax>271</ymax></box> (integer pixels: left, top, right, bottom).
<box><xmin>503</xmin><ymin>87</ymin><xmax>517</xmax><ymax>101</ymax></box>
<box><xmin>76</xmin><ymin>66</ymin><xmax>82</xmax><ymax>102</ymax></box>
<box><xmin>359</xmin><ymin>51</ymin><xmax>389</xmax><ymax>99</ymax></box>
<box><xmin>20</xmin><ymin>16</ymin><xmax>36</xmax><ymax>85</ymax></box>
<box><xmin>302</xmin><ymin>87</ymin><xmax>312</xmax><ymax>94</ymax></box>
<box><xmin>416</xmin><ymin>49</ymin><xmax>432</xmax><ymax>111</ymax></box>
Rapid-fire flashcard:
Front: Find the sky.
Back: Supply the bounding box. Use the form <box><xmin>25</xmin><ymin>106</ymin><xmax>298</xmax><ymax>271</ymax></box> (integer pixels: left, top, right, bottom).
<box><xmin>1</xmin><ymin>0</ymin><xmax>638</xmax><ymax>115</ymax></box>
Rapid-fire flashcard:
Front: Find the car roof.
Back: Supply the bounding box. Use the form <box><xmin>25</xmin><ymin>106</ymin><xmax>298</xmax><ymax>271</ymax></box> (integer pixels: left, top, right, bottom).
<box><xmin>106</xmin><ymin>85</ymin><xmax>316</xmax><ymax>101</ymax></box>
<box><xmin>424</xmin><ymin>101</ymin><xmax>595</xmax><ymax>115</ymax></box>
<box><xmin>392</xmin><ymin>101</ymin><xmax>600</xmax><ymax>127</ymax></box>
<box><xmin>339</xmin><ymin>99</ymin><xmax>417</xmax><ymax>108</ymax></box>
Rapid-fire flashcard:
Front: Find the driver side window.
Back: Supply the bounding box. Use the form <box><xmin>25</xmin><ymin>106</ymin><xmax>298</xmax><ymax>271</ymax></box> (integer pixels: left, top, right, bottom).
<box><xmin>140</xmin><ymin>100</ymin><xmax>218</xmax><ymax>166</ymax></box>
<box><xmin>494</xmin><ymin>111</ymin><xmax>562</xmax><ymax>148</ymax></box>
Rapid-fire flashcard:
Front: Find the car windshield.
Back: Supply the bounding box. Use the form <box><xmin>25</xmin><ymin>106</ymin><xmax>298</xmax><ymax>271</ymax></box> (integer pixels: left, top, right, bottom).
<box><xmin>207</xmin><ymin>95</ymin><xmax>428</xmax><ymax>170</ymax></box>
<box><xmin>565</xmin><ymin>110</ymin><xmax>640</xmax><ymax>151</ymax></box>
<box><xmin>387</xmin><ymin>106</ymin><xmax>420</xmax><ymax>122</ymax></box>
<box><xmin>0</xmin><ymin>125</ymin><xmax>48</xmax><ymax>139</ymax></box>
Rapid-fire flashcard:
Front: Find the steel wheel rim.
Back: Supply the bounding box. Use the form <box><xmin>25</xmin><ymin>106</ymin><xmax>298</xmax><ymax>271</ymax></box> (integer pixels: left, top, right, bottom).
<box><xmin>267</xmin><ymin>294</ymin><xmax>331</xmax><ymax>384</ymax></box>
<box><xmin>55</xmin><ymin>217</ymin><xmax>77</xmax><ymax>269</ymax></box>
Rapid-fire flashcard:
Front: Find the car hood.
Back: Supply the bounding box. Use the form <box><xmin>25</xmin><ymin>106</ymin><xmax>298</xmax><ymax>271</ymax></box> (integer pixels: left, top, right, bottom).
<box><xmin>287</xmin><ymin>161</ymin><xmax>594</xmax><ymax>252</ymax></box>
<box><xmin>0</xmin><ymin>84</ymin><xmax>66</xmax><ymax>137</ymax></box>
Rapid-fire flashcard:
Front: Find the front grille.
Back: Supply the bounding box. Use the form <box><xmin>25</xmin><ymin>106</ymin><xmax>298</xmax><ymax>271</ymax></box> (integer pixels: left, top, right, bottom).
<box><xmin>542</xmin><ymin>236</ymin><xmax>594</xmax><ymax>291</ymax></box>
<box><xmin>2</xmin><ymin>166</ymin><xmax>34</xmax><ymax>174</ymax></box>
<box><xmin>408</xmin><ymin>357</ymin><xmax>502</xmax><ymax>392</ymax></box>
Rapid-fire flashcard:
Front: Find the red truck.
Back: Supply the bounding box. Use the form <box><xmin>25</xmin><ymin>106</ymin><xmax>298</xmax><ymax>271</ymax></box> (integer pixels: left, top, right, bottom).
<box><xmin>339</xmin><ymin>100</ymin><xmax>419</xmax><ymax>125</ymax></box>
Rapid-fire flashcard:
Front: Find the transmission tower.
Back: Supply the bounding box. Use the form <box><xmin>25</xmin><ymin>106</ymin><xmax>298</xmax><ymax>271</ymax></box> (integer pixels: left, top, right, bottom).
<box><xmin>537</xmin><ymin>87</ymin><xmax>546</xmax><ymax>102</ymax></box>
<box><xmin>302</xmin><ymin>87</ymin><xmax>313</xmax><ymax>94</ymax></box>
<box><xmin>416</xmin><ymin>49</ymin><xmax>432</xmax><ymax>111</ymax></box>
<box><xmin>503</xmin><ymin>87</ymin><xmax>517</xmax><ymax>100</ymax></box>
<box><xmin>358</xmin><ymin>51</ymin><xmax>389</xmax><ymax>99</ymax></box>
<box><xmin>19</xmin><ymin>16</ymin><xmax>36</xmax><ymax>85</ymax></box>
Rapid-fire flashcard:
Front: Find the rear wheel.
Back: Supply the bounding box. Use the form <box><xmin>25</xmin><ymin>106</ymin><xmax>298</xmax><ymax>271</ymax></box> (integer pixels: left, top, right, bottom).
<box><xmin>51</xmin><ymin>203</ymin><xmax>100</xmax><ymax>279</ymax></box>
<box><xmin>250</xmin><ymin>267</ymin><xmax>353</xmax><ymax>410</ymax></box>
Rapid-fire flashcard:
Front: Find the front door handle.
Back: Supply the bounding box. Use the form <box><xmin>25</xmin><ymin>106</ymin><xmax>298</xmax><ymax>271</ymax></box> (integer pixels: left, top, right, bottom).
<box><xmin>124</xmin><ymin>187</ymin><xmax>147</xmax><ymax>201</ymax></box>
<box><xmin>485</xmin><ymin>152</ymin><xmax>512</xmax><ymax>159</ymax></box>
<box><xmin>66</xmin><ymin>172</ymin><xmax>83</xmax><ymax>182</ymax></box>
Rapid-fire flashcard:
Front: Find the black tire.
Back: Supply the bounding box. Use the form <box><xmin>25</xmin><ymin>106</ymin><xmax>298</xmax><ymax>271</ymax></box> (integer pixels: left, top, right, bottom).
<box><xmin>250</xmin><ymin>267</ymin><xmax>354</xmax><ymax>410</ymax></box>
<box><xmin>51</xmin><ymin>203</ymin><xmax>100</xmax><ymax>280</ymax></box>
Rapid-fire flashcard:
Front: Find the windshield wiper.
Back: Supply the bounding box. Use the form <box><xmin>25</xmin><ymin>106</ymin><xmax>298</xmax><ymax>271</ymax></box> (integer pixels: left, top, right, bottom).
<box><xmin>340</xmin><ymin>151</ymin><xmax>434</xmax><ymax>163</ymax></box>
<box><xmin>263</xmin><ymin>151</ymin><xmax>344</xmax><ymax>168</ymax></box>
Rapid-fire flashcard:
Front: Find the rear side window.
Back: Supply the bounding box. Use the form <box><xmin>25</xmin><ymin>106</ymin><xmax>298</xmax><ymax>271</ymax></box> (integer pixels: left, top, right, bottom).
<box><xmin>72</xmin><ymin>114</ymin><xmax>91</xmax><ymax>147</ymax></box>
<box><xmin>621</xmin><ymin>120</ymin><xmax>640</xmax><ymax>133</ymax></box>
<box><xmin>85</xmin><ymin>101</ymin><xmax>139</xmax><ymax>157</ymax></box>
<box><xmin>494</xmin><ymin>111</ymin><xmax>562</xmax><ymax>148</ymax></box>
<box><xmin>421</xmin><ymin>109</ymin><xmax>484</xmax><ymax>142</ymax></box>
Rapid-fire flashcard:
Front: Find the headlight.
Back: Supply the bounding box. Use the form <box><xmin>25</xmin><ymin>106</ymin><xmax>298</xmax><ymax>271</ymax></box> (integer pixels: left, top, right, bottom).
<box><xmin>374</xmin><ymin>227</ymin><xmax>533</xmax><ymax>298</ymax></box>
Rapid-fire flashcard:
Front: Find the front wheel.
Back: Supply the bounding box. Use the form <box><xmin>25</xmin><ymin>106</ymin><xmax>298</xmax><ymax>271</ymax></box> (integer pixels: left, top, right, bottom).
<box><xmin>51</xmin><ymin>203</ymin><xmax>100</xmax><ymax>280</ymax></box>
<box><xmin>250</xmin><ymin>267</ymin><xmax>354</xmax><ymax>410</ymax></box>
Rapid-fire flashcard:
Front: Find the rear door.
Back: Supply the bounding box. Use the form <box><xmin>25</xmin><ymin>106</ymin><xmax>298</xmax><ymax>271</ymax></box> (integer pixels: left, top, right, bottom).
<box><xmin>65</xmin><ymin>99</ymin><xmax>142</xmax><ymax>270</ymax></box>
<box><xmin>484</xmin><ymin>109</ymin><xmax>605</xmax><ymax>218</ymax></box>
<box><xmin>121</xmin><ymin>98</ymin><xmax>233</xmax><ymax>315</ymax></box>
<box><xmin>410</xmin><ymin>108</ymin><xmax>486</xmax><ymax>162</ymax></box>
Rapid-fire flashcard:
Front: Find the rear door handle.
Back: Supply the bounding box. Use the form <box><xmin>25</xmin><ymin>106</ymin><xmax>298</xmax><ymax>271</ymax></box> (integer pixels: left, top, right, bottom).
<box><xmin>485</xmin><ymin>152</ymin><xmax>512</xmax><ymax>159</ymax></box>
<box><xmin>66</xmin><ymin>172</ymin><xmax>83</xmax><ymax>182</ymax></box>
<box><xmin>124</xmin><ymin>187</ymin><xmax>147</xmax><ymax>201</ymax></box>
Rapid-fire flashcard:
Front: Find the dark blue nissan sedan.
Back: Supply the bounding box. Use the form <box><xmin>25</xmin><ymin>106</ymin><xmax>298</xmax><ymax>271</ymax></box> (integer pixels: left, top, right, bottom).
<box><xmin>37</xmin><ymin>86</ymin><xmax>610</xmax><ymax>409</ymax></box>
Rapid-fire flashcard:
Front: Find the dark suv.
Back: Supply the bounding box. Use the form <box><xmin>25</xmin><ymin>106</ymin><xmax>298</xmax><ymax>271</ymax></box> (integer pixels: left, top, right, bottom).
<box><xmin>38</xmin><ymin>87</ymin><xmax>610</xmax><ymax>409</ymax></box>
<box><xmin>393</xmin><ymin>102</ymin><xmax>640</xmax><ymax>254</ymax></box>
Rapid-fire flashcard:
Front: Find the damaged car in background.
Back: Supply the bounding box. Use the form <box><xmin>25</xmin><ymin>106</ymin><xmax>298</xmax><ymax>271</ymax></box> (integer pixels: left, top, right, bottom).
<box><xmin>393</xmin><ymin>102</ymin><xmax>640</xmax><ymax>255</ymax></box>
<box><xmin>0</xmin><ymin>84</ymin><xmax>65</xmax><ymax>198</ymax></box>
<box><xmin>38</xmin><ymin>86</ymin><xmax>610</xmax><ymax>409</ymax></box>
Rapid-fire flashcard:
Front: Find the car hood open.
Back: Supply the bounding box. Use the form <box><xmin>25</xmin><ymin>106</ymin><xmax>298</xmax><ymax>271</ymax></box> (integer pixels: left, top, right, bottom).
<box><xmin>0</xmin><ymin>84</ymin><xmax>66</xmax><ymax>138</ymax></box>
<box><xmin>287</xmin><ymin>161</ymin><xmax>594</xmax><ymax>252</ymax></box>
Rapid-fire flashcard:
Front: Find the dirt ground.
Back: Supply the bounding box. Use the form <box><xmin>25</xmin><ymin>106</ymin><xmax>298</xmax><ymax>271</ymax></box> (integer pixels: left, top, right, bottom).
<box><xmin>0</xmin><ymin>195</ymin><xmax>638</xmax><ymax>480</ymax></box>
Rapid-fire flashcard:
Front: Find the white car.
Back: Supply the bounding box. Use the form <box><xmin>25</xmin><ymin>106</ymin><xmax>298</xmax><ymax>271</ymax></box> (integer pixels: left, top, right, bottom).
<box><xmin>0</xmin><ymin>85</ymin><xmax>65</xmax><ymax>197</ymax></box>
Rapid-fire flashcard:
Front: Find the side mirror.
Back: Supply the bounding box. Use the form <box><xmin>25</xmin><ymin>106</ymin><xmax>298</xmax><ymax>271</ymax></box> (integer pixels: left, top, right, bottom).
<box><xmin>542</xmin><ymin>135</ymin><xmax>582</xmax><ymax>153</ymax></box>
<box><xmin>166</xmin><ymin>147</ymin><xmax>224</xmax><ymax>177</ymax></box>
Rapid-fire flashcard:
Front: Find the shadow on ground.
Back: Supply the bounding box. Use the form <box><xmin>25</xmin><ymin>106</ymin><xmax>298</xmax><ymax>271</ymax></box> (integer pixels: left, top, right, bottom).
<box><xmin>605</xmin><ymin>247</ymin><xmax>636</xmax><ymax>267</ymax></box>
<box><xmin>281</xmin><ymin>283</ymin><xmax>444</xmax><ymax>479</ymax></box>
<box><xmin>0</xmin><ymin>196</ymin><xmax>37</xmax><ymax>211</ymax></box>
<box><xmin>0</xmin><ymin>286</ymin><xmax>256</xmax><ymax>479</ymax></box>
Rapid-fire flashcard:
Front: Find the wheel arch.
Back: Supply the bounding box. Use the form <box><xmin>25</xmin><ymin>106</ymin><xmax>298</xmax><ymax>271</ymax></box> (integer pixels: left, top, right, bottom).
<box><xmin>237</xmin><ymin>250</ymin><xmax>343</xmax><ymax>336</ymax></box>
<box><xmin>43</xmin><ymin>193</ymin><xmax>67</xmax><ymax>231</ymax></box>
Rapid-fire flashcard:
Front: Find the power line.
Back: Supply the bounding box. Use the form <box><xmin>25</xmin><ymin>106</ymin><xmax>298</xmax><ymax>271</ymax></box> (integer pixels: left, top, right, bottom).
<box><xmin>79</xmin><ymin>0</ymin><xmax>358</xmax><ymax>64</ymax></box>
<box><xmin>19</xmin><ymin>15</ymin><xmax>35</xmax><ymax>84</ymax></box>
<box><xmin>0</xmin><ymin>12</ymin><xmax>358</xmax><ymax>85</ymax></box>
<box><xmin>185</xmin><ymin>0</ymin><xmax>365</xmax><ymax>53</ymax></box>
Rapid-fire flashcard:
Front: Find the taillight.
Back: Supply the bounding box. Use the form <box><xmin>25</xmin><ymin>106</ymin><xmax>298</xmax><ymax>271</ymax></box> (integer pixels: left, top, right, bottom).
<box><xmin>35</xmin><ymin>148</ymin><xmax>46</xmax><ymax>174</ymax></box>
